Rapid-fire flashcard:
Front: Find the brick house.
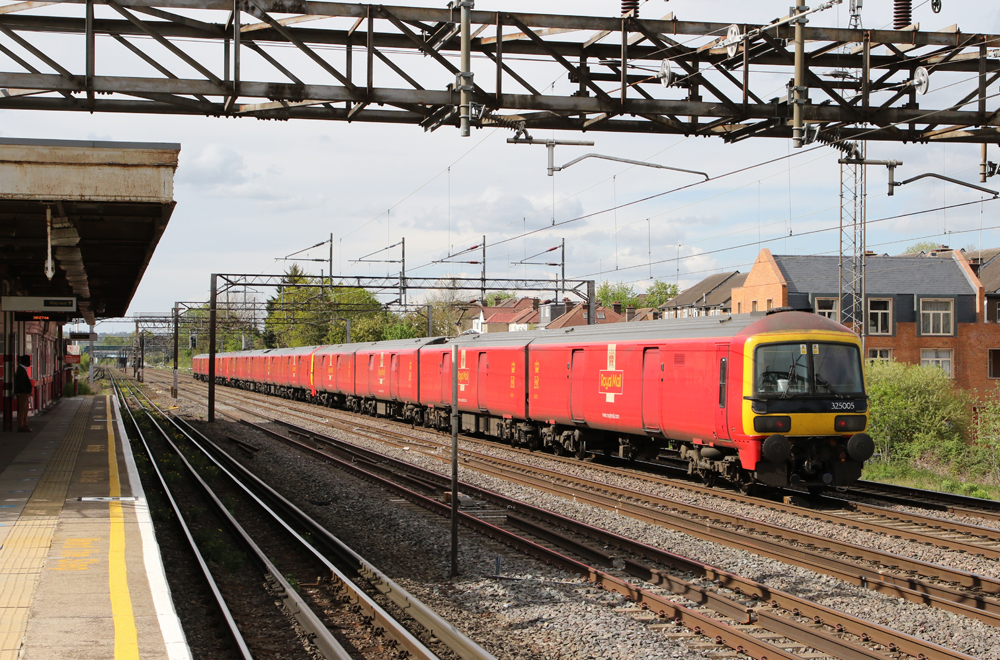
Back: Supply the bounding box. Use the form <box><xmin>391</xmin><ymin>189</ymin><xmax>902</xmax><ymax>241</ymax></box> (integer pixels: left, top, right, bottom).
<box><xmin>731</xmin><ymin>248</ymin><xmax>1000</xmax><ymax>396</ymax></box>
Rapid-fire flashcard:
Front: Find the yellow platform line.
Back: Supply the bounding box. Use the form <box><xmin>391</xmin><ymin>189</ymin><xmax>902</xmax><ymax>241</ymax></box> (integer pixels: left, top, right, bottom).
<box><xmin>0</xmin><ymin>399</ymin><xmax>91</xmax><ymax>660</ymax></box>
<box><xmin>107</xmin><ymin>395</ymin><xmax>139</xmax><ymax>659</ymax></box>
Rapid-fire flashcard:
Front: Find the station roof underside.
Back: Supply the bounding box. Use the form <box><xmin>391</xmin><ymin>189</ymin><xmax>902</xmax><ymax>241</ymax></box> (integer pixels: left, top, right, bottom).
<box><xmin>0</xmin><ymin>138</ymin><xmax>180</xmax><ymax>325</ymax></box>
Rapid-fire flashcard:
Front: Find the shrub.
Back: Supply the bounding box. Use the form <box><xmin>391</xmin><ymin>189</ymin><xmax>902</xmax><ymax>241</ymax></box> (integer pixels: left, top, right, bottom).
<box><xmin>865</xmin><ymin>359</ymin><xmax>972</xmax><ymax>464</ymax></box>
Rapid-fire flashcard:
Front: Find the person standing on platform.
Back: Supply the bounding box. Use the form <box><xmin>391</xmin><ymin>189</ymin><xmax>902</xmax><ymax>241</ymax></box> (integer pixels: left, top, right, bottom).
<box><xmin>14</xmin><ymin>355</ymin><xmax>32</xmax><ymax>432</ymax></box>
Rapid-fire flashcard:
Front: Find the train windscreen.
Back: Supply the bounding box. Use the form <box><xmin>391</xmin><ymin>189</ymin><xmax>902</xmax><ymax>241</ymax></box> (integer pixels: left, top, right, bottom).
<box><xmin>754</xmin><ymin>342</ymin><xmax>863</xmax><ymax>396</ymax></box>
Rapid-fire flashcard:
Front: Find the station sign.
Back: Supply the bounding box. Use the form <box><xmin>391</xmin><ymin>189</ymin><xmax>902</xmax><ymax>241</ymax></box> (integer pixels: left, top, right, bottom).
<box><xmin>1</xmin><ymin>296</ymin><xmax>77</xmax><ymax>312</ymax></box>
<box><xmin>14</xmin><ymin>312</ymin><xmax>73</xmax><ymax>322</ymax></box>
<box><xmin>64</xmin><ymin>354</ymin><xmax>81</xmax><ymax>365</ymax></box>
<box><xmin>69</xmin><ymin>332</ymin><xmax>98</xmax><ymax>341</ymax></box>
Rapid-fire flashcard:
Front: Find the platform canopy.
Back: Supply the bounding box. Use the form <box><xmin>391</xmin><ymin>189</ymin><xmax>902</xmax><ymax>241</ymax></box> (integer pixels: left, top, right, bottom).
<box><xmin>0</xmin><ymin>138</ymin><xmax>180</xmax><ymax>325</ymax></box>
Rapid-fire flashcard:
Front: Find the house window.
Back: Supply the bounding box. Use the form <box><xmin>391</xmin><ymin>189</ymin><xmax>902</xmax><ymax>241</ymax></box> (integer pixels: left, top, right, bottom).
<box><xmin>990</xmin><ymin>350</ymin><xmax>1000</xmax><ymax>378</ymax></box>
<box><xmin>766</xmin><ymin>299</ymin><xmax>773</xmax><ymax>311</ymax></box>
<box><xmin>920</xmin><ymin>299</ymin><xmax>953</xmax><ymax>335</ymax></box>
<box><xmin>868</xmin><ymin>348</ymin><xmax>892</xmax><ymax>361</ymax></box>
<box><xmin>815</xmin><ymin>297</ymin><xmax>838</xmax><ymax>320</ymax></box>
<box><xmin>921</xmin><ymin>348</ymin><xmax>953</xmax><ymax>376</ymax></box>
<box><xmin>751</xmin><ymin>300</ymin><xmax>758</xmax><ymax>312</ymax></box>
<box><xmin>868</xmin><ymin>299</ymin><xmax>892</xmax><ymax>335</ymax></box>
<box><xmin>995</xmin><ymin>300</ymin><xmax>1000</xmax><ymax>323</ymax></box>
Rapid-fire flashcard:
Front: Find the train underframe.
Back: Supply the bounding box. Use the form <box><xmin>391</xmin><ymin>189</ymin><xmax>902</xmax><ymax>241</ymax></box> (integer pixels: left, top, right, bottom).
<box><xmin>198</xmin><ymin>374</ymin><xmax>868</xmax><ymax>492</ymax></box>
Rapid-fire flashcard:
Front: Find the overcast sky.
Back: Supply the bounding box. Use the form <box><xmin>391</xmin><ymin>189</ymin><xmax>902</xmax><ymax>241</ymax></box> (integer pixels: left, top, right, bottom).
<box><xmin>2</xmin><ymin>0</ymin><xmax>996</xmax><ymax>330</ymax></box>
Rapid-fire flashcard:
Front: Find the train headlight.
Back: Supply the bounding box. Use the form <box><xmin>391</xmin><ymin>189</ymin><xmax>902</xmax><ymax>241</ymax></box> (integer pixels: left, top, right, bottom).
<box><xmin>753</xmin><ymin>416</ymin><xmax>791</xmax><ymax>434</ymax></box>
<box><xmin>834</xmin><ymin>415</ymin><xmax>867</xmax><ymax>433</ymax></box>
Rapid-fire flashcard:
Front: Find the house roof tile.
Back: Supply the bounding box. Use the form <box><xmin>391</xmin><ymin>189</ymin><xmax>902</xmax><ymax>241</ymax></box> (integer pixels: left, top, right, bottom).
<box><xmin>662</xmin><ymin>271</ymin><xmax>742</xmax><ymax>309</ymax></box>
<box><xmin>547</xmin><ymin>304</ymin><xmax>623</xmax><ymax>328</ymax></box>
<box><xmin>772</xmin><ymin>254</ymin><xmax>977</xmax><ymax>295</ymax></box>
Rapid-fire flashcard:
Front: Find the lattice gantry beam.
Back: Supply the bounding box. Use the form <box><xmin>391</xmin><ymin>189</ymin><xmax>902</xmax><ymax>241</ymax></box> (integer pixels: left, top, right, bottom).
<box><xmin>0</xmin><ymin>1</ymin><xmax>998</xmax><ymax>142</ymax></box>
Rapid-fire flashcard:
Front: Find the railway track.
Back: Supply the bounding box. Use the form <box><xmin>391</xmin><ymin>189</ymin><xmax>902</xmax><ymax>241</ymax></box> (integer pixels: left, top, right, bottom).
<box><xmin>114</xmin><ymin>374</ymin><xmax>494</xmax><ymax>660</ymax></box>
<box><xmin>153</xmin><ymin>370</ymin><xmax>1000</xmax><ymax>563</ymax></box>
<box><xmin>137</xmin><ymin>372</ymin><xmax>1000</xmax><ymax>658</ymax></box>
<box><xmin>242</xmin><ymin>415</ymin><xmax>983</xmax><ymax>660</ymax></box>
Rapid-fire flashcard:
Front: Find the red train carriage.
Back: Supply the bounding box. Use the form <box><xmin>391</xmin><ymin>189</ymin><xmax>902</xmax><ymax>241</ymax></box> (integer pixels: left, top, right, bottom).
<box><xmin>353</xmin><ymin>338</ymin><xmax>447</xmax><ymax>418</ymax></box>
<box><xmin>420</xmin><ymin>334</ymin><xmax>532</xmax><ymax>439</ymax></box>
<box><xmin>193</xmin><ymin>310</ymin><xmax>872</xmax><ymax>491</ymax></box>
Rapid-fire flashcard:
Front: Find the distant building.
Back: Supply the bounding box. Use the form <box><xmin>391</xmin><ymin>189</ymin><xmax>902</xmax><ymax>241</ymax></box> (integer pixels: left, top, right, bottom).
<box><xmin>660</xmin><ymin>271</ymin><xmax>747</xmax><ymax>318</ymax></box>
<box><xmin>472</xmin><ymin>298</ymin><xmax>540</xmax><ymax>333</ymax></box>
<box><xmin>546</xmin><ymin>300</ymin><xmax>623</xmax><ymax>328</ymax></box>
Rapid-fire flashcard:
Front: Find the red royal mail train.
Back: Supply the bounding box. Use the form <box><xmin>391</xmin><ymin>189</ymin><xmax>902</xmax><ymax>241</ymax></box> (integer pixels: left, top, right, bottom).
<box><xmin>193</xmin><ymin>310</ymin><xmax>874</xmax><ymax>492</ymax></box>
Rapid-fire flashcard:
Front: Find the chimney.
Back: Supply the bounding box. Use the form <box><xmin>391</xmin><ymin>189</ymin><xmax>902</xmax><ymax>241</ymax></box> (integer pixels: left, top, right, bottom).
<box><xmin>612</xmin><ymin>301</ymin><xmax>622</xmax><ymax>315</ymax></box>
<box><xmin>532</xmin><ymin>298</ymin><xmax>540</xmax><ymax>311</ymax></box>
<box><xmin>626</xmin><ymin>305</ymin><xmax>636</xmax><ymax>322</ymax></box>
<box><xmin>563</xmin><ymin>297</ymin><xmax>572</xmax><ymax>317</ymax></box>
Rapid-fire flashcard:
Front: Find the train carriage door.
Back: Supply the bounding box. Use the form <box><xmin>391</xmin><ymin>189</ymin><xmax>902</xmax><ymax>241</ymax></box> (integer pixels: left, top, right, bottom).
<box><xmin>390</xmin><ymin>354</ymin><xmax>399</xmax><ymax>399</ymax></box>
<box><xmin>641</xmin><ymin>348</ymin><xmax>661</xmax><ymax>432</ymax></box>
<box><xmin>477</xmin><ymin>352</ymin><xmax>489</xmax><ymax>412</ymax></box>
<box><xmin>441</xmin><ymin>352</ymin><xmax>452</xmax><ymax>404</ymax></box>
<box><xmin>335</xmin><ymin>355</ymin><xmax>342</xmax><ymax>392</ymax></box>
<box><xmin>570</xmin><ymin>349</ymin><xmax>586</xmax><ymax>422</ymax></box>
<box><xmin>715</xmin><ymin>345</ymin><xmax>730</xmax><ymax>441</ymax></box>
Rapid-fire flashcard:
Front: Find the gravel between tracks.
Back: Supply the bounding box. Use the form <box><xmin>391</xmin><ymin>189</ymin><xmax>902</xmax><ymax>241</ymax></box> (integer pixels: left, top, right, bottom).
<box><xmin>157</xmin><ymin>379</ymin><xmax>1000</xmax><ymax>658</ymax></box>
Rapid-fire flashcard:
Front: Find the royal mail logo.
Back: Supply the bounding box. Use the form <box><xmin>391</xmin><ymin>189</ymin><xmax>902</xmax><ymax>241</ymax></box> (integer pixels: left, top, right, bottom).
<box><xmin>457</xmin><ymin>369</ymin><xmax>470</xmax><ymax>383</ymax></box>
<box><xmin>598</xmin><ymin>370</ymin><xmax>624</xmax><ymax>395</ymax></box>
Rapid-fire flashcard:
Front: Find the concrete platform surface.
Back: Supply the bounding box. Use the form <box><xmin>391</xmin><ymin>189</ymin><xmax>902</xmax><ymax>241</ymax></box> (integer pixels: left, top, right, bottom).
<box><xmin>0</xmin><ymin>395</ymin><xmax>190</xmax><ymax>660</ymax></box>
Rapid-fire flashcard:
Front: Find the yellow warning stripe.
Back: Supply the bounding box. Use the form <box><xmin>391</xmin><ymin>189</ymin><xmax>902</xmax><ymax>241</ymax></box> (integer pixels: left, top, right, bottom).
<box><xmin>0</xmin><ymin>399</ymin><xmax>91</xmax><ymax>660</ymax></box>
<box><xmin>106</xmin><ymin>395</ymin><xmax>139</xmax><ymax>660</ymax></box>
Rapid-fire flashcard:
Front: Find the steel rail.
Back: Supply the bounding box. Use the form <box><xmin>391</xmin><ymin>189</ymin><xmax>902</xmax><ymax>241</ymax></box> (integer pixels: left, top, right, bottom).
<box><xmin>157</xmin><ymin>370</ymin><xmax>1000</xmax><ymax>564</ymax></box>
<box><xmin>851</xmin><ymin>481</ymin><xmax>1000</xmax><ymax>523</ymax></box>
<box><xmin>226</xmin><ymin>421</ymin><xmax>807</xmax><ymax>660</ymax></box>
<box><xmin>125</xmin><ymin>376</ymin><xmax>494</xmax><ymax>660</ymax></box>
<box><xmin>173</xmin><ymin>417</ymin><xmax>497</xmax><ymax>660</ymax></box>
<box><xmin>116</xmin><ymin>377</ymin><xmax>360</xmax><ymax>660</ymax></box>
<box><xmin>254</xmin><ymin>418</ymin><xmax>979</xmax><ymax>660</ymax></box>
<box><xmin>177</xmin><ymin>371</ymin><xmax>1000</xmax><ymax>560</ymax></box>
<box><xmin>141</xmin><ymin>372</ymin><xmax>992</xmax><ymax>657</ymax></box>
<box><xmin>110</xmin><ymin>376</ymin><xmax>254</xmax><ymax>660</ymax></box>
<box><xmin>242</xmin><ymin>410</ymin><xmax>1000</xmax><ymax>627</ymax></box>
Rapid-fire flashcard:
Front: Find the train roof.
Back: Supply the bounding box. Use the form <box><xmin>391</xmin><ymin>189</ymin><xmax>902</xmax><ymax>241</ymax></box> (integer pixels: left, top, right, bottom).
<box><xmin>193</xmin><ymin>312</ymin><xmax>853</xmax><ymax>360</ymax></box>
<box><xmin>351</xmin><ymin>336</ymin><xmax>448</xmax><ymax>351</ymax></box>
<box><xmin>438</xmin><ymin>311</ymin><xmax>854</xmax><ymax>348</ymax></box>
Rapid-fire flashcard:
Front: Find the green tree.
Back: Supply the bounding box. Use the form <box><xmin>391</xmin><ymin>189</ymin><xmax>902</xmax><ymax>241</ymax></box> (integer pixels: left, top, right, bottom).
<box><xmin>596</xmin><ymin>281</ymin><xmax>639</xmax><ymax>308</ymax></box>
<box><xmin>425</xmin><ymin>278</ymin><xmax>475</xmax><ymax>337</ymax></box>
<box><xmin>644</xmin><ymin>280</ymin><xmax>679</xmax><ymax>308</ymax></box>
<box><xmin>264</xmin><ymin>266</ymin><xmax>385</xmax><ymax>347</ymax></box>
<box><xmin>903</xmin><ymin>241</ymin><xmax>941</xmax><ymax>254</ymax></box>
<box><xmin>485</xmin><ymin>291</ymin><xmax>515</xmax><ymax>307</ymax></box>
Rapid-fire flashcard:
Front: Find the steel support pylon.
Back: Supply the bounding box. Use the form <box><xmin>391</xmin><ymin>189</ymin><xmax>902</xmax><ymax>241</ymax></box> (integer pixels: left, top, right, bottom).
<box><xmin>838</xmin><ymin>142</ymin><xmax>867</xmax><ymax>341</ymax></box>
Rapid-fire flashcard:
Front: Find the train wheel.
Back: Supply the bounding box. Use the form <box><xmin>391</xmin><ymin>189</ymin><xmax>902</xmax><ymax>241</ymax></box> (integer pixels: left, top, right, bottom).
<box><xmin>699</xmin><ymin>472</ymin><xmax>717</xmax><ymax>488</ymax></box>
<box><xmin>738</xmin><ymin>479</ymin><xmax>757</xmax><ymax>497</ymax></box>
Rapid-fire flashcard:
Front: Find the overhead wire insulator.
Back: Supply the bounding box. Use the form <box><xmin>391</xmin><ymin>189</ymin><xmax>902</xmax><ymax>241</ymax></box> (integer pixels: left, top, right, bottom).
<box><xmin>481</xmin><ymin>110</ymin><xmax>532</xmax><ymax>140</ymax></box>
<box><xmin>621</xmin><ymin>0</ymin><xmax>638</xmax><ymax>17</ymax></box>
<box><xmin>815</xmin><ymin>131</ymin><xmax>861</xmax><ymax>159</ymax></box>
<box><xmin>893</xmin><ymin>0</ymin><xmax>912</xmax><ymax>29</ymax></box>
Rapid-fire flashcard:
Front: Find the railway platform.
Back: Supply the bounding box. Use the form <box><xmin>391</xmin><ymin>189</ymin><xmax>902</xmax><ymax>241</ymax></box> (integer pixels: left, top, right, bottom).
<box><xmin>0</xmin><ymin>394</ymin><xmax>189</xmax><ymax>660</ymax></box>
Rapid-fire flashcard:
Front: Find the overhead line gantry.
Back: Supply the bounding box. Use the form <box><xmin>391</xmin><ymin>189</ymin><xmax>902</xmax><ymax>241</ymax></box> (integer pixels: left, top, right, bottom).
<box><xmin>0</xmin><ymin>1</ymin><xmax>996</xmax><ymax>144</ymax></box>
